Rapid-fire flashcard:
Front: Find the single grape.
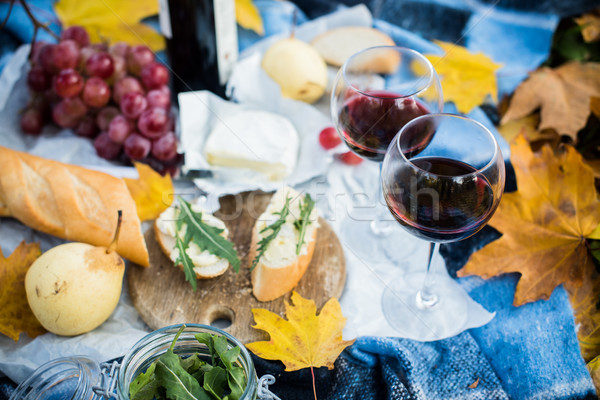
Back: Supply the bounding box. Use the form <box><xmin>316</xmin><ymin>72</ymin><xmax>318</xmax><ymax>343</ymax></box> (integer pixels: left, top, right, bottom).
<box><xmin>124</xmin><ymin>132</ymin><xmax>151</xmax><ymax>160</ymax></box>
<box><xmin>111</xmin><ymin>55</ymin><xmax>127</xmax><ymax>81</ymax></box>
<box><xmin>146</xmin><ymin>87</ymin><xmax>171</xmax><ymax>109</ymax></box>
<box><xmin>86</xmin><ymin>52</ymin><xmax>115</xmax><ymax>79</ymax></box>
<box><xmin>96</xmin><ymin>106</ymin><xmax>120</xmax><ymax>130</ymax></box>
<box><xmin>127</xmin><ymin>45</ymin><xmax>154</xmax><ymax>76</ymax></box>
<box><xmin>39</xmin><ymin>44</ymin><xmax>58</xmax><ymax>74</ymax></box>
<box><xmin>120</xmin><ymin>92</ymin><xmax>147</xmax><ymax>119</ymax></box>
<box><xmin>112</xmin><ymin>76</ymin><xmax>144</xmax><ymax>104</ymax></box>
<box><xmin>109</xmin><ymin>42</ymin><xmax>129</xmax><ymax>58</ymax></box>
<box><xmin>75</xmin><ymin>115</ymin><xmax>99</xmax><ymax>138</ymax></box>
<box><xmin>53</xmin><ymin>69</ymin><xmax>84</xmax><ymax>98</ymax></box>
<box><xmin>54</xmin><ymin>40</ymin><xmax>80</xmax><ymax>70</ymax></box>
<box><xmin>108</xmin><ymin>114</ymin><xmax>133</xmax><ymax>144</ymax></box>
<box><xmin>31</xmin><ymin>41</ymin><xmax>48</xmax><ymax>66</ymax></box>
<box><xmin>20</xmin><ymin>107</ymin><xmax>44</xmax><ymax>135</ymax></box>
<box><xmin>52</xmin><ymin>97</ymin><xmax>87</xmax><ymax>128</ymax></box>
<box><xmin>79</xmin><ymin>46</ymin><xmax>99</xmax><ymax>69</ymax></box>
<box><xmin>140</xmin><ymin>62</ymin><xmax>169</xmax><ymax>90</ymax></box>
<box><xmin>151</xmin><ymin>131</ymin><xmax>178</xmax><ymax>160</ymax></box>
<box><xmin>94</xmin><ymin>132</ymin><xmax>122</xmax><ymax>160</ymax></box>
<box><xmin>82</xmin><ymin>77</ymin><xmax>111</xmax><ymax>108</ymax></box>
<box><xmin>60</xmin><ymin>26</ymin><xmax>90</xmax><ymax>47</ymax></box>
<box><xmin>137</xmin><ymin>107</ymin><xmax>169</xmax><ymax>139</ymax></box>
<box><xmin>318</xmin><ymin>126</ymin><xmax>342</xmax><ymax>150</ymax></box>
<box><xmin>27</xmin><ymin>65</ymin><xmax>50</xmax><ymax>92</ymax></box>
<box><xmin>336</xmin><ymin>151</ymin><xmax>363</xmax><ymax>165</ymax></box>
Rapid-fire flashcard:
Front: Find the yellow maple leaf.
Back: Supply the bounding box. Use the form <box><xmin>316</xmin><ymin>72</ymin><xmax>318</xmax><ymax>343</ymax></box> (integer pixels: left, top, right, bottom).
<box><xmin>124</xmin><ymin>162</ymin><xmax>174</xmax><ymax>222</ymax></box>
<box><xmin>458</xmin><ymin>135</ymin><xmax>600</xmax><ymax>305</ymax></box>
<box><xmin>246</xmin><ymin>291</ymin><xmax>355</xmax><ymax>372</ymax></box>
<box><xmin>502</xmin><ymin>62</ymin><xmax>600</xmax><ymax>139</ymax></box>
<box><xmin>0</xmin><ymin>242</ymin><xmax>46</xmax><ymax>341</ymax></box>
<box><xmin>425</xmin><ymin>41</ymin><xmax>502</xmax><ymax>114</ymax></box>
<box><xmin>498</xmin><ymin>114</ymin><xmax>559</xmax><ymax>144</ymax></box>
<box><xmin>55</xmin><ymin>0</ymin><xmax>164</xmax><ymax>51</ymax></box>
<box><xmin>236</xmin><ymin>0</ymin><xmax>264</xmax><ymax>36</ymax></box>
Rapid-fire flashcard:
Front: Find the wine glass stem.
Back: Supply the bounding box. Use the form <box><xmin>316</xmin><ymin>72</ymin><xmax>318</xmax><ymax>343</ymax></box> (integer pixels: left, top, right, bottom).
<box><xmin>370</xmin><ymin>164</ymin><xmax>394</xmax><ymax>236</ymax></box>
<box><xmin>416</xmin><ymin>242</ymin><xmax>439</xmax><ymax>309</ymax></box>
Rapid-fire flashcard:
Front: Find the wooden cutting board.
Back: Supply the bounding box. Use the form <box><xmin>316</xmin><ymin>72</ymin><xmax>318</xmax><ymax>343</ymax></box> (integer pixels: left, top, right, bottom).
<box><xmin>127</xmin><ymin>191</ymin><xmax>346</xmax><ymax>344</ymax></box>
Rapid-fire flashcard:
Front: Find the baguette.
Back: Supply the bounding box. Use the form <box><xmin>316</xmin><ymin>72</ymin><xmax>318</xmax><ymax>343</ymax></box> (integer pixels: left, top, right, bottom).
<box><xmin>0</xmin><ymin>146</ymin><xmax>149</xmax><ymax>266</ymax></box>
<box><xmin>250</xmin><ymin>187</ymin><xmax>319</xmax><ymax>302</ymax></box>
<box><xmin>154</xmin><ymin>203</ymin><xmax>231</xmax><ymax>279</ymax></box>
<box><xmin>310</xmin><ymin>26</ymin><xmax>399</xmax><ymax>74</ymax></box>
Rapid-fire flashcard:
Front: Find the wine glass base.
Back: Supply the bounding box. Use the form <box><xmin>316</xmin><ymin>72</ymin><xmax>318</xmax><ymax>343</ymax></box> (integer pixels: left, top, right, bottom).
<box><xmin>338</xmin><ymin>217</ymin><xmax>419</xmax><ymax>263</ymax></box>
<box><xmin>382</xmin><ymin>272</ymin><xmax>469</xmax><ymax>341</ymax></box>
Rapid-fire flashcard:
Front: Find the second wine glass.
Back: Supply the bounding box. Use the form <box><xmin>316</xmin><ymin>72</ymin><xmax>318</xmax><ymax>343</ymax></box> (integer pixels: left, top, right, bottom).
<box><xmin>330</xmin><ymin>46</ymin><xmax>443</xmax><ymax>260</ymax></box>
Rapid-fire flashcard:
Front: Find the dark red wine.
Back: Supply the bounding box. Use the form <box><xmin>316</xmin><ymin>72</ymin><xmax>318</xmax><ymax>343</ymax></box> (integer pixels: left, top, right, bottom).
<box><xmin>337</xmin><ymin>90</ymin><xmax>430</xmax><ymax>161</ymax></box>
<box><xmin>160</xmin><ymin>0</ymin><xmax>238</xmax><ymax>99</ymax></box>
<box><xmin>386</xmin><ymin>157</ymin><xmax>496</xmax><ymax>242</ymax></box>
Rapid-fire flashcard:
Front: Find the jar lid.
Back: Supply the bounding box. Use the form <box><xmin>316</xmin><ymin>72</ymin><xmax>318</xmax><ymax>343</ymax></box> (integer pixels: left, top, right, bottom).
<box><xmin>9</xmin><ymin>356</ymin><xmax>101</xmax><ymax>400</ymax></box>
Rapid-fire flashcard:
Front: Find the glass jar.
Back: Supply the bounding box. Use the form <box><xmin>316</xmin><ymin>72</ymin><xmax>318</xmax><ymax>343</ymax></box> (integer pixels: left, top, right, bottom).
<box><xmin>10</xmin><ymin>324</ymin><xmax>264</xmax><ymax>400</ymax></box>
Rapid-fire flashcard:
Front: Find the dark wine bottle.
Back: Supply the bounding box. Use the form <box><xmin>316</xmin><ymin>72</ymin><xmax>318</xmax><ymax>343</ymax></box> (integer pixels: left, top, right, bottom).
<box><xmin>158</xmin><ymin>0</ymin><xmax>238</xmax><ymax>99</ymax></box>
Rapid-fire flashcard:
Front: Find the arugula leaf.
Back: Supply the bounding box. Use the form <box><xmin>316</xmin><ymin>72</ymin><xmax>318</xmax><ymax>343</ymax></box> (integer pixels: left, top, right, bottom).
<box><xmin>129</xmin><ymin>362</ymin><xmax>159</xmax><ymax>400</ymax></box>
<box><xmin>180</xmin><ymin>354</ymin><xmax>205</xmax><ymax>374</ymax></box>
<box><xmin>250</xmin><ymin>196</ymin><xmax>291</xmax><ymax>270</ymax></box>
<box><xmin>174</xmin><ymin>197</ymin><xmax>241</xmax><ymax>291</ymax></box>
<box><xmin>203</xmin><ymin>366</ymin><xmax>228</xmax><ymax>399</ymax></box>
<box><xmin>293</xmin><ymin>194</ymin><xmax>315</xmax><ymax>255</ymax></box>
<box><xmin>226</xmin><ymin>367</ymin><xmax>246</xmax><ymax>400</ymax></box>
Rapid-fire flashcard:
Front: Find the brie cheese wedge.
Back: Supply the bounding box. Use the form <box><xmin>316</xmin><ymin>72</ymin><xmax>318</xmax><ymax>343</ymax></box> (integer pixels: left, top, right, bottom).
<box><xmin>204</xmin><ymin>110</ymin><xmax>299</xmax><ymax>181</ymax></box>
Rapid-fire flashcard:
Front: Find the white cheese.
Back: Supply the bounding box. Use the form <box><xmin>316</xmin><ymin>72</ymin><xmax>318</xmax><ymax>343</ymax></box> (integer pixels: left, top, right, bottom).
<box><xmin>256</xmin><ymin>186</ymin><xmax>319</xmax><ymax>268</ymax></box>
<box><xmin>156</xmin><ymin>203</ymin><xmax>229</xmax><ymax>271</ymax></box>
<box><xmin>204</xmin><ymin>110</ymin><xmax>299</xmax><ymax>181</ymax></box>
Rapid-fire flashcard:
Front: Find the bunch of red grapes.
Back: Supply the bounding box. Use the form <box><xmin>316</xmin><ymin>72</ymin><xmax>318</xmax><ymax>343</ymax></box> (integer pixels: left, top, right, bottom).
<box><xmin>22</xmin><ymin>26</ymin><xmax>181</xmax><ymax>175</ymax></box>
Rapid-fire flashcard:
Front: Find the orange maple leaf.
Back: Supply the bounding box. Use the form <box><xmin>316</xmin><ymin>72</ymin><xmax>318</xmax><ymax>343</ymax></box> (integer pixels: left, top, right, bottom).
<box><xmin>124</xmin><ymin>162</ymin><xmax>174</xmax><ymax>222</ymax></box>
<box><xmin>0</xmin><ymin>242</ymin><xmax>46</xmax><ymax>341</ymax></box>
<box><xmin>246</xmin><ymin>291</ymin><xmax>354</xmax><ymax>372</ymax></box>
<box><xmin>458</xmin><ymin>135</ymin><xmax>600</xmax><ymax>306</ymax></box>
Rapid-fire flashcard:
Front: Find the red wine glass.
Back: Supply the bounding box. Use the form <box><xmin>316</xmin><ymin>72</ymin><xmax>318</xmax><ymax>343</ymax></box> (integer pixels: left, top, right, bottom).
<box><xmin>381</xmin><ymin>113</ymin><xmax>505</xmax><ymax>339</ymax></box>
<box><xmin>330</xmin><ymin>46</ymin><xmax>443</xmax><ymax>260</ymax></box>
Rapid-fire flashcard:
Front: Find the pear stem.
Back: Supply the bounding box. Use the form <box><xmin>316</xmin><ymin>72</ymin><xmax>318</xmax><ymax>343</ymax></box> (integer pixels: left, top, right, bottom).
<box><xmin>107</xmin><ymin>210</ymin><xmax>122</xmax><ymax>254</ymax></box>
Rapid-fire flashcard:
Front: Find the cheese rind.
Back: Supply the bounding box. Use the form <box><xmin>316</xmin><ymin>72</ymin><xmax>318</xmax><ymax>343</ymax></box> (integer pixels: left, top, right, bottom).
<box><xmin>204</xmin><ymin>111</ymin><xmax>299</xmax><ymax>181</ymax></box>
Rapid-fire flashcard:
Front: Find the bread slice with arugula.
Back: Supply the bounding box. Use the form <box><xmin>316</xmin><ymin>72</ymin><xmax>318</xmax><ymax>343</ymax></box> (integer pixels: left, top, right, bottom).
<box><xmin>250</xmin><ymin>186</ymin><xmax>319</xmax><ymax>302</ymax></box>
<box><xmin>154</xmin><ymin>198</ymin><xmax>240</xmax><ymax>291</ymax></box>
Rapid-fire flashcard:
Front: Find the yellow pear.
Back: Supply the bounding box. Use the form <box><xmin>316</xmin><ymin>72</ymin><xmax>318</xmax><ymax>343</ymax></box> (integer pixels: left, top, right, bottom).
<box><xmin>25</xmin><ymin>213</ymin><xmax>125</xmax><ymax>336</ymax></box>
<box><xmin>261</xmin><ymin>37</ymin><xmax>328</xmax><ymax>103</ymax></box>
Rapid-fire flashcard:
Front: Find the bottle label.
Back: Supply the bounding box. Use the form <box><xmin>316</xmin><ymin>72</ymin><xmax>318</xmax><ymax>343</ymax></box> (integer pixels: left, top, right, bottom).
<box><xmin>158</xmin><ymin>0</ymin><xmax>172</xmax><ymax>39</ymax></box>
<box><xmin>214</xmin><ymin>0</ymin><xmax>238</xmax><ymax>85</ymax></box>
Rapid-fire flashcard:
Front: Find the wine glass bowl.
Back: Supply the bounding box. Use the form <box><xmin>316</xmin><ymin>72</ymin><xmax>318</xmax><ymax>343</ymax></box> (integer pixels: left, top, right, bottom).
<box><xmin>383</xmin><ymin>114</ymin><xmax>505</xmax><ymax>243</ymax></box>
<box><xmin>380</xmin><ymin>113</ymin><xmax>505</xmax><ymax>340</ymax></box>
<box><xmin>331</xmin><ymin>46</ymin><xmax>443</xmax><ymax>162</ymax></box>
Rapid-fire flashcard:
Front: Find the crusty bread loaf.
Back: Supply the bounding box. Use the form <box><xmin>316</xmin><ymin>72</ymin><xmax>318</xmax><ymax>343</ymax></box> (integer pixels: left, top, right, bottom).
<box><xmin>250</xmin><ymin>227</ymin><xmax>316</xmax><ymax>302</ymax></box>
<box><xmin>153</xmin><ymin>220</ymin><xmax>229</xmax><ymax>279</ymax></box>
<box><xmin>310</xmin><ymin>26</ymin><xmax>399</xmax><ymax>74</ymax></box>
<box><xmin>0</xmin><ymin>146</ymin><xmax>149</xmax><ymax>266</ymax></box>
<box><xmin>250</xmin><ymin>187</ymin><xmax>319</xmax><ymax>302</ymax></box>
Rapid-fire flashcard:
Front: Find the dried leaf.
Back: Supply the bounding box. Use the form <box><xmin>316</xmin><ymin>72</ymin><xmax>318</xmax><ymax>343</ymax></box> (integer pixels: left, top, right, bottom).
<box><xmin>55</xmin><ymin>0</ymin><xmax>164</xmax><ymax>51</ymax></box>
<box><xmin>502</xmin><ymin>62</ymin><xmax>600</xmax><ymax>139</ymax></box>
<box><xmin>567</xmin><ymin>259</ymin><xmax>600</xmax><ymax>361</ymax></box>
<box><xmin>468</xmin><ymin>378</ymin><xmax>480</xmax><ymax>389</ymax></box>
<box><xmin>458</xmin><ymin>135</ymin><xmax>600</xmax><ymax>306</ymax></box>
<box><xmin>425</xmin><ymin>41</ymin><xmax>502</xmax><ymax>114</ymax></box>
<box><xmin>497</xmin><ymin>114</ymin><xmax>559</xmax><ymax>145</ymax></box>
<box><xmin>575</xmin><ymin>11</ymin><xmax>600</xmax><ymax>43</ymax></box>
<box><xmin>0</xmin><ymin>242</ymin><xmax>46</xmax><ymax>341</ymax></box>
<box><xmin>246</xmin><ymin>291</ymin><xmax>355</xmax><ymax>372</ymax></box>
<box><xmin>587</xmin><ymin>356</ymin><xmax>600</xmax><ymax>393</ymax></box>
<box><xmin>124</xmin><ymin>162</ymin><xmax>174</xmax><ymax>222</ymax></box>
<box><xmin>235</xmin><ymin>0</ymin><xmax>264</xmax><ymax>36</ymax></box>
